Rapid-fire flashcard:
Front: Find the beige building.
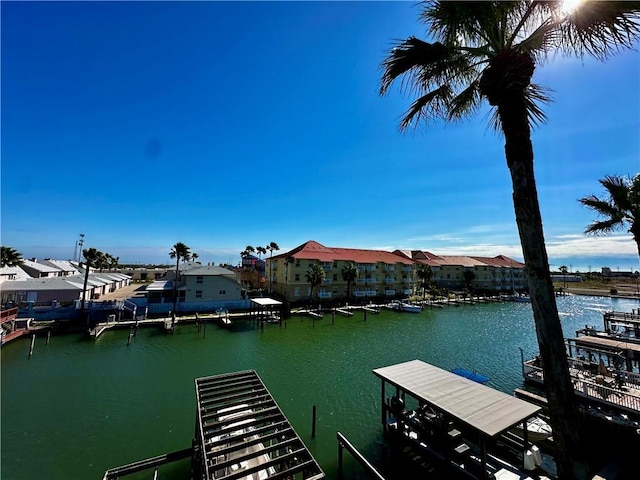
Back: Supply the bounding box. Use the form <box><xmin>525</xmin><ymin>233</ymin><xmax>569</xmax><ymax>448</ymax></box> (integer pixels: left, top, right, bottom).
<box><xmin>267</xmin><ymin>240</ymin><xmax>416</xmax><ymax>302</ymax></box>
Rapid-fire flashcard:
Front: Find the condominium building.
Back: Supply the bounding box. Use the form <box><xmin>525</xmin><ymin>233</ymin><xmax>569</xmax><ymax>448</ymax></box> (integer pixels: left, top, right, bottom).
<box><xmin>267</xmin><ymin>240</ymin><xmax>416</xmax><ymax>302</ymax></box>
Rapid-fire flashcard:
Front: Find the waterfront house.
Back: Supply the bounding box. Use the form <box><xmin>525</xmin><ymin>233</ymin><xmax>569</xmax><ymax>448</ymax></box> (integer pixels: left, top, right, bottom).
<box><xmin>40</xmin><ymin>259</ymin><xmax>80</xmax><ymax>276</ymax></box>
<box><xmin>143</xmin><ymin>264</ymin><xmax>248</xmax><ymax>314</ymax></box>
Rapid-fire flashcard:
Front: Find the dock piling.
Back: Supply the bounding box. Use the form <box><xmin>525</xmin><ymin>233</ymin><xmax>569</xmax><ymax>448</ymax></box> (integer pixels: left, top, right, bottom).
<box><xmin>312</xmin><ymin>404</ymin><xmax>317</xmax><ymax>438</ymax></box>
<box><xmin>332</xmin><ymin>311</ymin><xmax>335</xmax><ymax>325</ymax></box>
<box><xmin>46</xmin><ymin>330</ymin><xmax>51</xmax><ymax>345</ymax></box>
<box><xmin>28</xmin><ymin>333</ymin><xmax>35</xmax><ymax>357</ymax></box>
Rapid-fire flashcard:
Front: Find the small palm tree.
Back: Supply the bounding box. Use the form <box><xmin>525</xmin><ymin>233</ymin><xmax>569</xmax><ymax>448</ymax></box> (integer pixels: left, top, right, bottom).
<box><xmin>81</xmin><ymin>247</ymin><xmax>101</xmax><ymax>315</ymax></box>
<box><xmin>416</xmin><ymin>264</ymin><xmax>433</xmax><ymax>302</ymax></box>
<box><xmin>379</xmin><ymin>3</ymin><xmax>639</xmax><ymax>476</ymax></box>
<box><xmin>192</xmin><ymin>252</ymin><xmax>199</xmax><ymax>263</ymax></box>
<box><xmin>305</xmin><ymin>263</ymin><xmax>326</xmax><ymax>305</ymax></box>
<box><xmin>341</xmin><ymin>262</ymin><xmax>359</xmax><ymax>302</ymax></box>
<box><xmin>1</xmin><ymin>246</ymin><xmax>23</xmax><ymax>267</ymax></box>
<box><xmin>169</xmin><ymin>242</ymin><xmax>191</xmax><ymax>322</ymax></box>
<box><xmin>579</xmin><ymin>174</ymin><xmax>640</xmax><ymax>259</ymax></box>
<box><xmin>266</xmin><ymin>241</ymin><xmax>280</xmax><ymax>292</ymax></box>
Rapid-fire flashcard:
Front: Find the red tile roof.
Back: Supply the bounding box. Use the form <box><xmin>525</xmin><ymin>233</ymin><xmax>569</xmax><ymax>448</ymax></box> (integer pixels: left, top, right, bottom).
<box><xmin>273</xmin><ymin>240</ymin><xmax>414</xmax><ymax>264</ymax></box>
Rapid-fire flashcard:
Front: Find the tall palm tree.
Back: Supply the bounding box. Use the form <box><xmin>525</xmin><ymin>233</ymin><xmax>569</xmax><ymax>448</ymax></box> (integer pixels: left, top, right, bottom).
<box><xmin>416</xmin><ymin>264</ymin><xmax>433</xmax><ymax>301</ymax></box>
<box><xmin>266</xmin><ymin>242</ymin><xmax>280</xmax><ymax>293</ymax></box>
<box><xmin>1</xmin><ymin>246</ymin><xmax>23</xmax><ymax>267</ymax></box>
<box><xmin>379</xmin><ymin>3</ymin><xmax>640</xmax><ymax>477</ymax></box>
<box><xmin>81</xmin><ymin>247</ymin><xmax>101</xmax><ymax>315</ymax></box>
<box><xmin>284</xmin><ymin>255</ymin><xmax>295</xmax><ymax>299</ymax></box>
<box><xmin>169</xmin><ymin>242</ymin><xmax>191</xmax><ymax>322</ymax></box>
<box><xmin>341</xmin><ymin>261</ymin><xmax>359</xmax><ymax>302</ymax></box>
<box><xmin>579</xmin><ymin>173</ymin><xmax>640</xmax><ymax>259</ymax></box>
<box><xmin>305</xmin><ymin>263</ymin><xmax>326</xmax><ymax>305</ymax></box>
<box><xmin>192</xmin><ymin>252</ymin><xmax>200</xmax><ymax>263</ymax></box>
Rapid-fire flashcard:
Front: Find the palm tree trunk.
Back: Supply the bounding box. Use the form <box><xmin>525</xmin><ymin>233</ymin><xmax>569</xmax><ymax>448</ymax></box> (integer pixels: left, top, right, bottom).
<box><xmin>499</xmin><ymin>97</ymin><xmax>588</xmax><ymax>479</ymax></box>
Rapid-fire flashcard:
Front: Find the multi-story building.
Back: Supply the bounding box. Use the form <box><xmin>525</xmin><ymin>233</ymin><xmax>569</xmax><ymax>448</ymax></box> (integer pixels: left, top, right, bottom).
<box><xmin>396</xmin><ymin>250</ymin><xmax>526</xmax><ymax>292</ymax></box>
<box><xmin>267</xmin><ymin>240</ymin><xmax>416</xmax><ymax>302</ymax></box>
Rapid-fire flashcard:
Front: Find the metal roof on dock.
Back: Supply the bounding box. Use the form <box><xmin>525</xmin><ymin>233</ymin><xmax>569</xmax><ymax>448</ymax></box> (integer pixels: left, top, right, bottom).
<box><xmin>195</xmin><ymin>370</ymin><xmax>324</xmax><ymax>480</ymax></box>
<box><xmin>373</xmin><ymin>359</ymin><xmax>540</xmax><ymax>437</ymax></box>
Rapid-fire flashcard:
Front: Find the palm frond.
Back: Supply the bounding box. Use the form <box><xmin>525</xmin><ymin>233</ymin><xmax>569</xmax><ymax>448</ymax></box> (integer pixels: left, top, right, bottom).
<box><xmin>423</xmin><ymin>1</ymin><xmax>513</xmax><ymax>49</ymax></box>
<box><xmin>584</xmin><ymin>218</ymin><xmax>625</xmax><ymax>235</ymax></box>
<box><xmin>579</xmin><ymin>195</ymin><xmax>621</xmax><ymax>217</ymax></box>
<box><xmin>399</xmin><ymin>85</ymin><xmax>454</xmax><ymax>130</ymax></box>
<box><xmin>524</xmin><ymin>83</ymin><xmax>552</xmax><ymax>126</ymax></box>
<box><xmin>560</xmin><ymin>1</ymin><xmax>640</xmax><ymax>60</ymax></box>
<box><xmin>600</xmin><ymin>175</ymin><xmax>634</xmax><ymax>211</ymax></box>
<box><xmin>446</xmin><ymin>80</ymin><xmax>483</xmax><ymax>121</ymax></box>
<box><xmin>380</xmin><ymin>38</ymin><xmax>456</xmax><ymax>95</ymax></box>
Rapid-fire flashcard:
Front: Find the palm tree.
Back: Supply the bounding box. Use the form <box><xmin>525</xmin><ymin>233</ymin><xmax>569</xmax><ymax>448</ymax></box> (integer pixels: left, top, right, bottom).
<box><xmin>416</xmin><ymin>264</ymin><xmax>433</xmax><ymax>302</ymax></box>
<box><xmin>169</xmin><ymin>242</ymin><xmax>191</xmax><ymax>322</ymax></box>
<box><xmin>463</xmin><ymin>269</ymin><xmax>475</xmax><ymax>293</ymax></box>
<box><xmin>81</xmin><ymin>247</ymin><xmax>101</xmax><ymax>315</ymax></box>
<box><xmin>1</xmin><ymin>246</ymin><xmax>23</xmax><ymax>267</ymax></box>
<box><xmin>341</xmin><ymin>261</ymin><xmax>359</xmax><ymax>302</ymax></box>
<box><xmin>379</xmin><ymin>3</ymin><xmax>640</xmax><ymax>477</ymax></box>
<box><xmin>579</xmin><ymin>174</ymin><xmax>640</xmax><ymax>259</ymax></box>
<box><xmin>284</xmin><ymin>255</ymin><xmax>295</xmax><ymax>299</ymax></box>
<box><xmin>266</xmin><ymin>242</ymin><xmax>280</xmax><ymax>293</ymax></box>
<box><xmin>192</xmin><ymin>252</ymin><xmax>199</xmax><ymax>263</ymax></box>
<box><xmin>305</xmin><ymin>263</ymin><xmax>326</xmax><ymax>305</ymax></box>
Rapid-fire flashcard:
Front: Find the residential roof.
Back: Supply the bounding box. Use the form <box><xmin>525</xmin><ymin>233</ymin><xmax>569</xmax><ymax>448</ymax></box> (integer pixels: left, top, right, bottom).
<box><xmin>181</xmin><ymin>266</ymin><xmax>236</xmax><ymax>276</ymax></box>
<box><xmin>40</xmin><ymin>259</ymin><xmax>80</xmax><ymax>274</ymax></box>
<box><xmin>21</xmin><ymin>259</ymin><xmax>61</xmax><ymax>274</ymax></box>
<box><xmin>0</xmin><ymin>266</ymin><xmax>31</xmax><ymax>281</ymax></box>
<box><xmin>0</xmin><ymin>277</ymin><xmax>84</xmax><ymax>292</ymax></box>
<box><xmin>273</xmin><ymin>240</ymin><xmax>415</xmax><ymax>265</ymax></box>
<box><xmin>372</xmin><ymin>359</ymin><xmax>540</xmax><ymax>438</ymax></box>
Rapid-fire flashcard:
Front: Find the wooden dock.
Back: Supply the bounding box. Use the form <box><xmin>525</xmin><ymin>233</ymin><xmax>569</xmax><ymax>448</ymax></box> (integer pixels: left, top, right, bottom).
<box><xmin>334</xmin><ymin>308</ymin><xmax>354</xmax><ymax>317</ymax></box>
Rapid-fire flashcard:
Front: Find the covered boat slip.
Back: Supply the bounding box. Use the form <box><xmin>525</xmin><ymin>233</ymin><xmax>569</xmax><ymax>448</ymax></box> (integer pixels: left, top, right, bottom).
<box><xmin>194</xmin><ymin>370</ymin><xmax>324</xmax><ymax>480</ymax></box>
<box><xmin>373</xmin><ymin>359</ymin><xmax>544</xmax><ymax>479</ymax></box>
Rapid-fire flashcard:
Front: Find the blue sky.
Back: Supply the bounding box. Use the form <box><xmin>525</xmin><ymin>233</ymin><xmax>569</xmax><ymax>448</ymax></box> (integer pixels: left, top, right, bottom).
<box><xmin>2</xmin><ymin>1</ymin><xmax>639</xmax><ymax>271</ymax></box>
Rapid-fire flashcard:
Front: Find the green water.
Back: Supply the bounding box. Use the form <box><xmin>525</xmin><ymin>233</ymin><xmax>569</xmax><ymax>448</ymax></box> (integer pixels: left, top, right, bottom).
<box><xmin>2</xmin><ymin>295</ymin><xmax>638</xmax><ymax>480</ymax></box>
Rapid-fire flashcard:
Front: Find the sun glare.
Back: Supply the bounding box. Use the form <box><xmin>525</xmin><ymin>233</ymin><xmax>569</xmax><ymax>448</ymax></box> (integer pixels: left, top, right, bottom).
<box><xmin>561</xmin><ymin>0</ymin><xmax>585</xmax><ymax>15</ymax></box>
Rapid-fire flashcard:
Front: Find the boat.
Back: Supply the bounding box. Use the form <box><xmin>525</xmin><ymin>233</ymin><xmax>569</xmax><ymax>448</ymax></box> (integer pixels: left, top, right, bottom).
<box><xmin>511</xmin><ymin>294</ymin><xmax>531</xmax><ymax>303</ymax></box>
<box><xmin>391</xmin><ymin>300</ymin><xmax>423</xmax><ymax>313</ymax></box>
<box><xmin>510</xmin><ymin>415</ymin><xmax>553</xmax><ymax>443</ymax></box>
<box><xmin>209</xmin><ymin>404</ymin><xmax>276</xmax><ymax>480</ymax></box>
<box><xmin>452</xmin><ymin>368</ymin><xmax>490</xmax><ymax>384</ymax></box>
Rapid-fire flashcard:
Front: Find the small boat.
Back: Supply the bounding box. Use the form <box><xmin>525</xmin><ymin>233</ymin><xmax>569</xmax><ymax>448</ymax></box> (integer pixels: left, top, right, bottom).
<box><xmin>451</xmin><ymin>368</ymin><xmax>490</xmax><ymax>384</ymax></box>
<box><xmin>391</xmin><ymin>300</ymin><xmax>423</xmax><ymax>313</ymax></box>
<box><xmin>511</xmin><ymin>294</ymin><xmax>531</xmax><ymax>303</ymax></box>
<box><xmin>511</xmin><ymin>415</ymin><xmax>553</xmax><ymax>443</ymax></box>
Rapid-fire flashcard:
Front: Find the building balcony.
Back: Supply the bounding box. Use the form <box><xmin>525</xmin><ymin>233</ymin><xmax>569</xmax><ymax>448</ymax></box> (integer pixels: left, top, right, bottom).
<box><xmin>318</xmin><ymin>292</ymin><xmax>333</xmax><ymax>299</ymax></box>
<box><xmin>384</xmin><ymin>266</ymin><xmax>396</xmax><ymax>272</ymax></box>
<box><xmin>402</xmin><ymin>289</ymin><xmax>412</xmax><ymax>295</ymax></box>
<box><xmin>385</xmin><ymin>278</ymin><xmax>395</xmax><ymax>284</ymax></box>
<box><xmin>384</xmin><ymin>290</ymin><xmax>396</xmax><ymax>296</ymax></box>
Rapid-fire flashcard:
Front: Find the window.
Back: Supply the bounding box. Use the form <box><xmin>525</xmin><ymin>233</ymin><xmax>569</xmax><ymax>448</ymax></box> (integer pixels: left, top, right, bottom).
<box><xmin>333</xmin><ymin>274</ymin><xmax>337</xmax><ymax>281</ymax></box>
<box><xmin>195</xmin><ymin>290</ymin><xmax>202</xmax><ymax>299</ymax></box>
<box><xmin>219</xmin><ymin>290</ymin><xmax>226</xmax><ymax>295</ymax></box>
<box><xmin>295</xmin><ymin>260</ymin><xmax>300</xmax><ymax>267</ymax></box>
<box><xmin>196</xmin><ymin>276</ymin><xmax>203</xmax><ymax>284</ymax></box>
<box><xmin>295</xmin><ymin>274</ymin><xmax>300</xmax><ymax>281</ymax></box>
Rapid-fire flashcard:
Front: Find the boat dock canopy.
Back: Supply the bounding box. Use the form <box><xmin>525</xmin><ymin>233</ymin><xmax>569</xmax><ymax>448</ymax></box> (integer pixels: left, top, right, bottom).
<box><xmin>250</xmin><ymin>298</ymin><xmax>283</xmax><ymax>307</ymax></box>
<box><xmin>373</xmin><ymin>359</ymin><xmax>541</xmax><ymax>438</ymax></box>
<box><xmin>195</xmin><ymin>370</ymin><xmax>324</xmax><ymax>480</ymax></box>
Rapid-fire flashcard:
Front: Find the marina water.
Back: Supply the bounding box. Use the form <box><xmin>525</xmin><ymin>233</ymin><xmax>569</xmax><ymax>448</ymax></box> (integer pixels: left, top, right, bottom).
<box><xmin>2</xmin><ymin>295</ymin><xmax>639</xmax><ymax>480</ymax></box>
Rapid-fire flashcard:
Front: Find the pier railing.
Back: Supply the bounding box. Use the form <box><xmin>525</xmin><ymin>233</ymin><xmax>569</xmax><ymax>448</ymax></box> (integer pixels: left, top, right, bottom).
<box><xmin>336</xmin><ymin>432</ymin><xmax>386</xmax><ymax>480</ymax></box>
<box><xmin>523</xmin><ymin>358</ymin><xmax>640</xmax><ymax>417</ymax></box>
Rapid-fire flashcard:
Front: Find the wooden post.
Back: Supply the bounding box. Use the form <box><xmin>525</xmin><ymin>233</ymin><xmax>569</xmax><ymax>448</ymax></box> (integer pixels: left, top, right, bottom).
<box><xmin>332</xmin><ymin>310</ymin><xmax>335</xmax><ymax>325</ymax></box>
<box><xmin>312</xmin><ymin>405</ymin><xmax>317</xmax><ymax>438</ymax></box>
<box><xmin>46</xmin><ymin>330</ymin><xmax>51</xmax><ymax>344</ymax></box>
<box><xmin>337</xmin><ymin>441</ymin><xmax>343</xmax><ymax>480</ymax></box>
<box><xmin>364</xmin><ymin>309</ymin><xmax>367</xmax><ymax>322</ymax></box>
<box><xmin>29</xmin><ymin>334</ymin><xmax>35</xmax><ymax>357</ymax></box>
<box><xmin>127</xmin><ymin>332</ymin><xmax>133</xmax><ymax>346</ymax></box>
<box><xmin>203</xmin><ymin>319</ymin><xmax>207</xmax><ymax>338</ymax></box>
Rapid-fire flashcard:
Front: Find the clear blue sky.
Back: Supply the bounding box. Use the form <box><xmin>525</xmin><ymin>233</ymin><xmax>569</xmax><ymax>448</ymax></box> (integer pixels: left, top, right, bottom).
<box><xmin>2</xmin><ymin>1</ymin><xmax>639</xmax><ymax>271</ymax></box>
